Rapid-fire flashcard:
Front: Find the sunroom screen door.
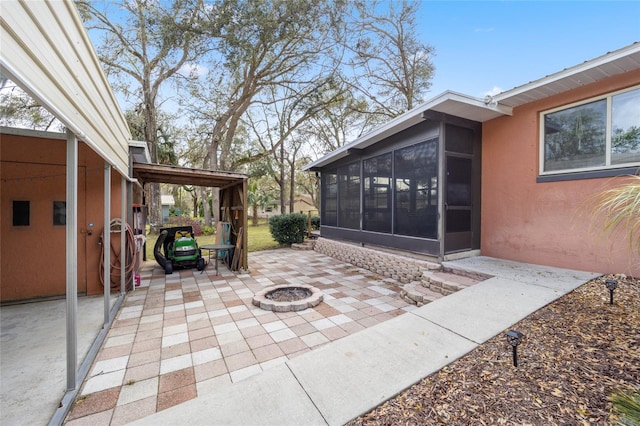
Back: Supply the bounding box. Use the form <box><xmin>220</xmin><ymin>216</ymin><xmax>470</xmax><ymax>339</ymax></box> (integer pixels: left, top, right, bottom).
<box><xmin>444</xmin><ymin>155</ymin><xmax>473</xmax><ymax>253</ymax></box>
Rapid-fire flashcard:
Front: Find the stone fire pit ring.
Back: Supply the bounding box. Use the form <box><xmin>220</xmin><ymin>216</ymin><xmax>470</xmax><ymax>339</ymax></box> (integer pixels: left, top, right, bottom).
<box><xmin>252</xmin><ymin>284</ymin><xmax>323</xmax><ymax>312</ymax></box>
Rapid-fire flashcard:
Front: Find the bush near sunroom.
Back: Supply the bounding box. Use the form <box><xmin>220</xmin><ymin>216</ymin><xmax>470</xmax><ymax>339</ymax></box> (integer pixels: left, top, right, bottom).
<box><xmin>310</xmin><ymin>215</ymin><xmax>320</xmax><ymax>230</ymax></box>
<box><xmin>269</xmin><ymin>213</ymin><xmax>307</xmax><ymax>245</ymax></box>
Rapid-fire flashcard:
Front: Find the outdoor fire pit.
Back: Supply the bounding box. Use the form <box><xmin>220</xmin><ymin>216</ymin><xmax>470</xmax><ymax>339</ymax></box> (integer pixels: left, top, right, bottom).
<box><xmin>252</xmin><ymin>284</ymin><xmax>323</xmax><ymax>312</ymax></box>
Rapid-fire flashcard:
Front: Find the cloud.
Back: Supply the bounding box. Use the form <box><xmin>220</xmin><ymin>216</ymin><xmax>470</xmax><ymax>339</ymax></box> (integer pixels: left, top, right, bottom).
<box><xmin>484</xmin><ymin>86</ymin><xmax>503</xmax><ymax>97</ymax></box>
<box><xmin>178</xmin><ymin>63</ymin><xmax>208</xmax><ymax>78</ymax></box>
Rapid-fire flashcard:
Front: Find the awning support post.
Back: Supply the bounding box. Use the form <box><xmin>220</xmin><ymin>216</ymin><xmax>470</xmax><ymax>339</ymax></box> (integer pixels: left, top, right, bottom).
<box><xmin>65</xmin><ymin>129</ymin><xmax>78</xmax><ymax>391</ymax></box>
<box><xmin>121</xmin><ymin>176</ymin><xmax>126</xmax><ymax>295</ymax></box>
<box><xmin>104</xmin><ymin>162</ymin><xmax>111</xmax><ymax>325</ymax></box>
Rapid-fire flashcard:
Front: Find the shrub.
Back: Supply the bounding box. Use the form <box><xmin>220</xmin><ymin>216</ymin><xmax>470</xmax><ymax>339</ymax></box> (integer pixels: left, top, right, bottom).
<box><xmin>310</xmin><ymin>215</ymin><xmax>320</xmax><ymax>230</ymax></box>
<box><xmin>165</xmin><ymin>215</ymin><xmax>203</xmax><ymax>236</ymax></box>
<box><xmin>269</xmin><ymin>213</ymin><xmax>307</xmax><ymax>245</ymax></box>
<box><xmin>202</xmin><ymin>225</ymin><xmax>216</xmax><ymax>236</ymax></box>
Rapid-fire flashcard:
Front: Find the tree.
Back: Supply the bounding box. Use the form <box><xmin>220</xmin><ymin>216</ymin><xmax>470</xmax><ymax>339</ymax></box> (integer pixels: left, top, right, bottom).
<box><xmin>0</xmin><ymin>76</ymin><xmax>62</xmax><ymax>131</ymax></box>
<box><xmin>347</xmin><ymin>0</ymin><xmax>435</xmax><ymax>118</ymax></box>
<box><xmin>183</xmin><ymin>0</ymin><xmax>346</xmax><ymax>222</ymax></box>
<box><xmin>247</xmin><ymin>181</ymin><xmax>276</xmax><ymax>226</ymax></box>
<box><xmin>301</xmin><ymin>79</ymin><xmax>371</xmax><ymax>155</ymax></box>
<box><xmin>77</xmin><ymin>0</ymin><xmax>207</xmax><ymax>231</ymax></box>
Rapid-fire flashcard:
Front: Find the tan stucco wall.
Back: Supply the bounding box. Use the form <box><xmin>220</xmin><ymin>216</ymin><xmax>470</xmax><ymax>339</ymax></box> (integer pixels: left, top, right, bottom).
<box><xmin>481</xmin><ymin>70</ymin><xmax>640</xmax><ymax>276</ymax></box>
<box><xmin>1</xmin><ymin>133</ymin><xmax>124</xmax><ymax>301</ymax></box>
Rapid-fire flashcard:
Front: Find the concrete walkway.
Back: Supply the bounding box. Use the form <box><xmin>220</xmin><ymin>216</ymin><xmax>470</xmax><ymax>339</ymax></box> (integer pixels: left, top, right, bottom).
<box><xmin>133</xmin><ymin>256</ymin><xmax>599</xmax><ymax>426</ymax></box>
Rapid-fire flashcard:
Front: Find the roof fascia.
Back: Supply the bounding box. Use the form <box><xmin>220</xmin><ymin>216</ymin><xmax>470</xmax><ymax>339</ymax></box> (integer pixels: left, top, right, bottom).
<box><xmin>302</xmin><ymin>91</ymin><xmax>511</xmax><ymax>171</ymax></box>
<box><xmin>494</xmin><ymin>43</ymin><xmax>640</xmax><ymax>103</ymax></box>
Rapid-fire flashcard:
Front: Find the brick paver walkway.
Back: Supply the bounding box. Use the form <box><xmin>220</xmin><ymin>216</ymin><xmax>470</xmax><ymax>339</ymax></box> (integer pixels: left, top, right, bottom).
<box><xmin>65</xmin><ymin>248</ymin><xmax>416</xmax><ymax>425</ymax></box>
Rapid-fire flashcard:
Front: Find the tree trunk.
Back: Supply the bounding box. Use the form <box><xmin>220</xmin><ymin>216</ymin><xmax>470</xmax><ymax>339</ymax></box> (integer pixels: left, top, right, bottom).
<box><xmin>252</xmin><ymin>204</ymin><xmax>259</xmax><ymax>226</ymax></box>
<box><xmin>289</xmin><ymin>161</ymin><xmax>295</xmax><ymax>213</ymax></box>
<box><xmin>200</xmin><ymin>187</ymin><xmax>211</xmax><ymax>223</ymax></box>
<box><xmin>212</xmin><ymin>187</ymin><xmax>221</xmax><ymax>222</ymax></box>
<box><xmin>209</xmin><ymin>136</ymin><xmax>220</xmax><ymax>225</ymax></box>
<box><xmin>279</xmin><ymin>143</ymin><xmax>286</xmax><ymax>214</ymax></box>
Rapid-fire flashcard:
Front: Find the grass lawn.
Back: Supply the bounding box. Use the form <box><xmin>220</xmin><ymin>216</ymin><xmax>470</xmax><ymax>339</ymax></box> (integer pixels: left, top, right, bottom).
<box><xmin>143</xmin><ymin>222</ymin><xmax>280</xmax><ymax>260</ymax></box>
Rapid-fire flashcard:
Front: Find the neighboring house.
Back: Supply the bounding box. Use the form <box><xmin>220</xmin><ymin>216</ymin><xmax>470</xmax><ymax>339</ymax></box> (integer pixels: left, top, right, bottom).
<box><xmin>267</xmin><ymin>193</ymin><xmax>317</xmax><ymax>216</ymax></box>
<box><xmin>161</xmin><ymin>194</ymin><xmax>175</xmax><ymax>223</ymax></box>
<box><xmin>305</xmin><ymin>43</ymin><xmax>640</xmax><ymax>276</ymax></box>
<box><xmin>292</xmin><ymin>193</ymin><xmax>318</xmax><ymax>215</ymax></box>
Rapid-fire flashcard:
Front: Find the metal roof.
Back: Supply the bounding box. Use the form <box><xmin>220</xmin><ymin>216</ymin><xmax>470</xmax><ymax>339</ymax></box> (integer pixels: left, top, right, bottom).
<box><xmin>494</xmin><ymin>42</ymin><xmax>640</xmax><ymax>108</ymax></box>
<box><xmin>0</xmin><ymin>0</ymin><xmax>132</xmax><ymax>177</ymax></box>
<box><xmin>132</xmin><ymin>163</ymin><xmax>247</xmax><ymax>189</ymax></box>
<box><xmin>304</xmin><ymin>42</ymin><xmax>640</xmax><ymax>171</ymax></box>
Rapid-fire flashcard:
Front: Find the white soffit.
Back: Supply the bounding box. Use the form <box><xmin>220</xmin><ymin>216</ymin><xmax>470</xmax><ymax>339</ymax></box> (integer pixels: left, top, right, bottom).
<box><xmin>495</xmin><ymin>42</ymin><xmax>640</xmax><ymax>108</ymax></box>
<box><xmin>0</xmin><ymin>0</ymin><xmax>131</xmax><ymax>177</ymax></box>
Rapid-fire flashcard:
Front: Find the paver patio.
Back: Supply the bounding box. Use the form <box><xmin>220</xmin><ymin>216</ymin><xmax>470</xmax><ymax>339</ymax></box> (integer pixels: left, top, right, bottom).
<box><xmin>64</xmin><ymin>248</ymin><xmax>418</xmax><ymax>425</ymax></box>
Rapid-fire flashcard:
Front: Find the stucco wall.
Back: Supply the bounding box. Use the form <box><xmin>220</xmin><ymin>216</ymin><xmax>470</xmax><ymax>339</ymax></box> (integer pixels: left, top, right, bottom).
<box><xmin>1</xmin><ymin>133</ymin><xmax>124</xmax><ymax>301</ymax></box>
<box><xmin>481</xmin><ymin>70</ymin><xmax>640</xmax><ymax>276</ymax></box>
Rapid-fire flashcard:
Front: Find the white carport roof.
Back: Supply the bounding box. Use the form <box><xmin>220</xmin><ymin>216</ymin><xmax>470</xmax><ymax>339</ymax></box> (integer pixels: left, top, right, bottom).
<box><xmin>304</xmin><ymin>42</ymin><xmax>640</xmax><ymax>171</ymax></box>
<box><xmin>0</xmin><ymin>0</ymin><xmax>131</xmax><ymax>177</ymax></box>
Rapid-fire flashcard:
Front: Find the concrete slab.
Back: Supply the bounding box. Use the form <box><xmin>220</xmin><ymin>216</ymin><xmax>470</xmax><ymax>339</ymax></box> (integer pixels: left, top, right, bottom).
<box><xmin>444</xmin><ymin>256</ymin><xmax>600</xmax><ymax>292</ymax></box>
<box><xmin>286</xmin><ymin>314</ymin><xmax>477</xmax><ymax>426</ymax></box>
<box><xmin>133</xmin><ymin>363</ymin><xmax>327</xmax><ymax>426</ymax></box>
<box><xmin>0</xmin><ymin>296</ymin><xmax>113</xmax><ymax>426</ymax></box>
<box><xmin>412</xmin><ymin>277</ymin><xmax>571</xmax><ymax>344</ymax></box>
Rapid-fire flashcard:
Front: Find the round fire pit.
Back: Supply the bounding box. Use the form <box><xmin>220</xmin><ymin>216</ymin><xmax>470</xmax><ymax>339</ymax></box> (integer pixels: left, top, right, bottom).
<box><xmin>252</xmin><ymin>284</ymin><xmax>323</xmax><ymax>312</ymax></box>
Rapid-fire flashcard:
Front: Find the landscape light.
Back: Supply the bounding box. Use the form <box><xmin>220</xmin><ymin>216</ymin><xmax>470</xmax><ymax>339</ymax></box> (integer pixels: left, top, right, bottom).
<box><xmin>605</xmin><ymin>279</ymin><xmax>618</xmax><ymax>305</ymax></box>
<box><xmin>506</xmin><ymin>330</ymin><xmax>524</xmax><ymax>367</ymax></box>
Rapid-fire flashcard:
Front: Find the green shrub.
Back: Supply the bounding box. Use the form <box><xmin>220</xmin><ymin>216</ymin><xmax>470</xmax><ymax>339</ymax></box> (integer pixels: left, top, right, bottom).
<box><xmin>310</xmin><ymin>215</ymin><xmax>320</xmax><ymax>230</ymax></box>
<box><xmin>269</xmin><ymin>213</ymin><xmax>307</xmax><ymax>245</ymax></box>
<box><xmin>202</xmin><ymin>225</ymin><xmax>216</xmax><ymax>236</ymax></box>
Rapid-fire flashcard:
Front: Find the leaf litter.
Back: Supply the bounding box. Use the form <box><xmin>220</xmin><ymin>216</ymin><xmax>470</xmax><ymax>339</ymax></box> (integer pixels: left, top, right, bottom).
<box><xmin>348</xmin><ymin>275</ymin><xmax>639</xmax><ymax>425</ymax></box>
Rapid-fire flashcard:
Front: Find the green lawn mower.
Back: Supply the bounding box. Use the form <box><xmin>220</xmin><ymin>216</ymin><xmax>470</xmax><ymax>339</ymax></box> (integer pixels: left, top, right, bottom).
<box><xmin>154</xmin><ymin>226</ymin><xmax>205</xmax><ymax>274</ymax></box>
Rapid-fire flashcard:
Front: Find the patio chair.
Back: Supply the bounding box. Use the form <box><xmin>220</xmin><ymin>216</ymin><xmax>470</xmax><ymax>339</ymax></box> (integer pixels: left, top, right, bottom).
<box><xmin>215</xmin><ymin>221</ymin><xmax>232</xmax><ymax>265</ymax></box>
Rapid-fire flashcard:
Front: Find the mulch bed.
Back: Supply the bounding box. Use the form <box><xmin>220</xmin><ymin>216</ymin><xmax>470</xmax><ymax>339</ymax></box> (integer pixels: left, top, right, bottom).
<box><xmin>349</xmin><ymin>274</ymin><xmax>640</xmax><ymax>425</ymax></box>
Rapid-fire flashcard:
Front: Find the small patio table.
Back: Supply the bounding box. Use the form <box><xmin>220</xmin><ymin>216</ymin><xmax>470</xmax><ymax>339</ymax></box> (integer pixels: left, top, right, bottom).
<box><xmin>200</xmin><ymin>244</ymin><xmax>234</xmax><ymax>275</ymax></box>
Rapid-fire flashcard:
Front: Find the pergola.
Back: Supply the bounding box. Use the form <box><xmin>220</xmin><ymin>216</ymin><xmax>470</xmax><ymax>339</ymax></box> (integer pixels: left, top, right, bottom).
<box><xmin>132</xmin><ymin>162</ymin><xmax>249</xmax><ymax>270</ymax></box>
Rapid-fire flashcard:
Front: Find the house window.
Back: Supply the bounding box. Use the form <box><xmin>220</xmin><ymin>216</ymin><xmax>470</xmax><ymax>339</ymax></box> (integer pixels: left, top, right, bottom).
<box><xmin>338</xmin><ymin>162</ymin><xmax>360</xmax><ymax>229</ymax></box>
<box><xmin>394</xmin><ymin>139</ymin><xmax>438</xmax><ymax>239</ymax></box>
<box><xmin>13</xmin><ymin>200</ymin><xmax>30</xmax><ymax>226</ymax></box>
<box><xmin>363</xmin><ymin>152</ymin><xmax>392</xmax><ymax>233</ymax></box>
<box><xmin>321</xmin><ymin>171</ymin><xmax>337</xmax><ymax>226</ymax></box>
<box><xmin>541</xmin><ymin>86</ymin><xmax>640</xmax><ymax>174</ymax></box>
<box><xmin>53</xmin><ymin>201</ymin><xmax>66</xmax><ymax>225</ymax></box>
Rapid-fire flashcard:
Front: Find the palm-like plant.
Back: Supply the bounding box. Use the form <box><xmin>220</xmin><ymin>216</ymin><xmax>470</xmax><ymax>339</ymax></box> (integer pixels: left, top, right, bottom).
<box><xmin>610</xmin><ymin>388</ymin><xmax>640</xmax><ymax>426</ymax></box>
<box><xmin>590</xmin><ymin>175</ymin><xmax>640</xmax><ymax>260</ymax></box>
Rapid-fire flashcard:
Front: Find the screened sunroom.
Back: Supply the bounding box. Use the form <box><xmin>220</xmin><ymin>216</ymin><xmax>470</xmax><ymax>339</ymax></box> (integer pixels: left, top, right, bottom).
<box><xmin>304</xmin><ymin>92</ymin><xmax>505</xmax><ymax>259</ymax></box>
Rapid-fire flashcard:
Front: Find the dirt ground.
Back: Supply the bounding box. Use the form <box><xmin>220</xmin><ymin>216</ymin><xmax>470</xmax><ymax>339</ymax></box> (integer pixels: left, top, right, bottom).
<box><xmin>349</xmin><ymin>274</ymin><xmax>640</xmax><ymax>425</ymax></box>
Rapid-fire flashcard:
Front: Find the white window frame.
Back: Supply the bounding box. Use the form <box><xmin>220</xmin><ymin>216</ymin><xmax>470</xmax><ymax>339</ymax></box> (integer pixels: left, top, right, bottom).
<box><xmin>539</xmin><ymin>84</ymin><xmax>640</xmax><ymax>176</ymax></box>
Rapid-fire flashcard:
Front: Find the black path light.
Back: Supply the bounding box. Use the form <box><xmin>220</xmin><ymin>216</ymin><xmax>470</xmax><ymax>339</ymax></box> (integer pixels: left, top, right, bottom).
<box><xmin>506</xmin><ymin>330</ymin><xmax>524</xmax><ymax>367</ymax></box>
<box><xmin>605</xmin><ymin>279</ymin><xmax>618</xmax><ymax>305</ymax></box>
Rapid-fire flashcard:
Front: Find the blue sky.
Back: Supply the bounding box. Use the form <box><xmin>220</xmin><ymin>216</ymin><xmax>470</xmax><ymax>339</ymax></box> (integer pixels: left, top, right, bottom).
<box><xmin>416</xmin><ymin>1</ymin><xmax>640</xmax><ymax>99</ymax></box>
